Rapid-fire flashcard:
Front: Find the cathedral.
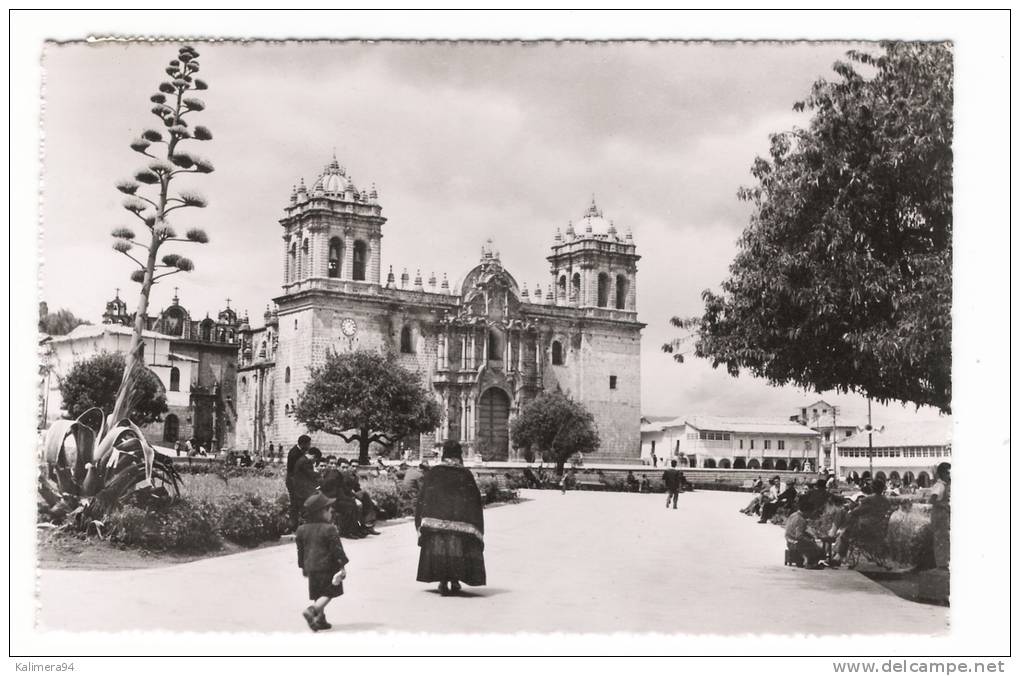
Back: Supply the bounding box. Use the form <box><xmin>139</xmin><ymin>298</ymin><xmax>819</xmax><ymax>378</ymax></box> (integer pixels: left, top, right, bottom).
<box><xmin>236</xmin><ymin>156</ymin><xmax>644</xmax><ymax>461</ymax></box>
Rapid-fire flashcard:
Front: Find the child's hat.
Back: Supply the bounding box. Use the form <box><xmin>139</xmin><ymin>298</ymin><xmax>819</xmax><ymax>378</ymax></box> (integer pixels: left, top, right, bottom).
<box><xmin>302</xmin><ymin>492</ymin><xmax>336</xmax><ymax>515</ymax></box>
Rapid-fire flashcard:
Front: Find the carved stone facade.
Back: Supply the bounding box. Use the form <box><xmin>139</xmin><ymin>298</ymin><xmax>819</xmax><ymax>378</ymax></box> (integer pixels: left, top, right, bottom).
<box><xmin>237</xmin><ymin>157</ymin><xmax>644</xmax><ymax>461</ymax></box>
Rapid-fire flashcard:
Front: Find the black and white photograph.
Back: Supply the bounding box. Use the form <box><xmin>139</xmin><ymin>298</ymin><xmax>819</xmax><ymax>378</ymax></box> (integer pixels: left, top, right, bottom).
<box><xmin>9</xmin><ymin>9</ymin><xmax>1012</xmax><ymax>666</ymax></box>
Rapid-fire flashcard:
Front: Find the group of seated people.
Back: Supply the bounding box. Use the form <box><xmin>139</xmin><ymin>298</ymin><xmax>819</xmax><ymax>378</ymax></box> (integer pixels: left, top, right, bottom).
<box><xmin>739</xmin><ymin>473</ymin><xmax>896</xmax><ymax>569</ymax></box>
<box><xmin>785</xmin><ymin>478</ymin><xmax>894</xmax><ymax>569</ymax></box>
<box><xmin>312</xmin><ymin>452</ymin><xmax>382</xmax><ymax>539</ymax></box>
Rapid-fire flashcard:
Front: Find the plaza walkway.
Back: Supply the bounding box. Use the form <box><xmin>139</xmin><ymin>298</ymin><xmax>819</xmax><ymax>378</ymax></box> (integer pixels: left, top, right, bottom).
<box><xmin>38</xmin><ymin>490</ymin><xmax>947</xmax><ymax>634</ymax></box>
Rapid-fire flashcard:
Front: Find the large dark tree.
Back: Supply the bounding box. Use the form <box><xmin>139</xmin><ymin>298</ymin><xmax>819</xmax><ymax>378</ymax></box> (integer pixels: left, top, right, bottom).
<box><xmin>58</xmin><ymin>352</ymin><xmax>168</xmax><ymax>426</ymax></box>
<box><xmin>510</xmin><ymin>392</ymin><xmax>600</xmax><ymax>475</ymax></box>
<box><xmin>293</xmin><ymin>350</ymin><xmax>442</xmax><ymax>465</ymax></box>
<box><xmin>672</xmin><ymin>42</ymin><xmax>952</xmax><ymax>413</ymax></box>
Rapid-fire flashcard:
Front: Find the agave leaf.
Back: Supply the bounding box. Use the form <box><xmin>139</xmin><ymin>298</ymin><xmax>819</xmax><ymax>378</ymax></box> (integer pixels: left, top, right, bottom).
<box><xmin>43</xmin><ymin>420</ymin><xmax>75</xmax><ymax>467</ymax></box>
<box><xmin>89</xmin><ymin>465</ymin><xmax>145</xmax><ymax>517</ymax></box>
<box><xmin>38</xmin><ymin>473</ymin><xmax>61</xmax><ymax>508</ymax></box>
<box><xmin>70</xmin><ymin>421</ymin><xmax>96</xmax><ymax>483</ymax></box>
<box><xmin>120</xmin><ymin>418</ymin><xmax>156</xmax><ymax>483</ymax></box>
<box><xmin>95</xmin><ymin>425</ymin><xmax>136</xmax><ymax>471</ymax></box>
<box><xmin>53</xmin><ymin>464</ymin><xmax>79</xmax><ymax>496</ymax></box>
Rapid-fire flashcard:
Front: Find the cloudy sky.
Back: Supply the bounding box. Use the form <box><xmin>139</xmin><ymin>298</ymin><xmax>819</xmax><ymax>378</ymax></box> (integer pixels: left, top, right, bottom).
<box><xmin>41</xmin><ymin>40</ymin><xmax>946</xmax><ymax>426</ymax></box>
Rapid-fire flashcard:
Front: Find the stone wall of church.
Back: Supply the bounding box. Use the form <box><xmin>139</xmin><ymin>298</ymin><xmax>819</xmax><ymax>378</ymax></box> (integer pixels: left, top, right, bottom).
<box><xmin>574</xmin><ymin>326</ymin><xmax>642</xmax><ymax>458</ymax></box>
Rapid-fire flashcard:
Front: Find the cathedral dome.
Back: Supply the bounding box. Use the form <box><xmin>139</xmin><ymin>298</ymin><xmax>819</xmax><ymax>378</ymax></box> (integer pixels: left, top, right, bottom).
<box><xmin>311</xmin><ymin>155</ymin><xmax>353</xmax><ymax>195</ymax></box>
<box><xmin>576</xmin><ymin>197</ymin><xmax>612</xmax><ymax>236</ymax></box>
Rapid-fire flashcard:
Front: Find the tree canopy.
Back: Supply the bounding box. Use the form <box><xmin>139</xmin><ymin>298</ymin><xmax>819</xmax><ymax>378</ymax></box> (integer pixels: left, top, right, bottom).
<box><xmin>58</xmin><ymin>352</ymin><xmax>168</xmax><ymax>426</ymax></box>
<box><xmin>293</xmin><ymin>350</ymin><xmax>441</xmax><ymax>464</ymax></box>
<box><xmin>510</xmin><ymin>392</ymin><xmax>600</xmax><ymax>474</ymax></box>
<box><xmin>680</xmin><ymin>42</ymin><xmax>952</xmax><ymax>413</ymax></box>
<box><xmin>39</xmin><ymin>306</ymin><xmax>90</xmax><ymax>336</ymax></box>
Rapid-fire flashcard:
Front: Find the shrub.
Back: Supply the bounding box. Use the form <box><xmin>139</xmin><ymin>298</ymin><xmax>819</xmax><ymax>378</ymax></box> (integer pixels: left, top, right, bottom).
<box><xmin>476</xmin><ymin>475</ymin><xmax>519</xmax><ymax>504</ymax></box>
<box><xmin>218</xmin><ymin>493</ymin><xmax>288</xmax><ymax>546</ymax></box>
<box><xmin>362</xmin><ymin>477</ymin><xmax>415</xmax><ymax>519</ymax></box>
<box><xmin>107</xmin><ymin>498</ymin><xmax>221</xmax><ymax>553</ymax></box>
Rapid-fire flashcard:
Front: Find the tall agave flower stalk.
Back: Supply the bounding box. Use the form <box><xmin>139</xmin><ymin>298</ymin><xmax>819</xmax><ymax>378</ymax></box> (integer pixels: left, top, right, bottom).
<box><xmin>110</xmin><ymin>43</ymin><xmax>213</xmax><ymax>425</ymax></box>
<box><xmin>38</xmin><ymin>44</ymin><xmax>211</xmax><ymax>529</ymax></box>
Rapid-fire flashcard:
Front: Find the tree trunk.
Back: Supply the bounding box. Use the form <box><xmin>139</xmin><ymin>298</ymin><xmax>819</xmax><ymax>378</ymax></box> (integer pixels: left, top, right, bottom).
<box><xmin>358</xmin><ymin>429</ymin><xmax>371</xmax><ymax>466</ymax></box>
<box><xmin>555</xmin><ymin>459</ymin><xmax>565</xmax><ymax>476</ymax></box>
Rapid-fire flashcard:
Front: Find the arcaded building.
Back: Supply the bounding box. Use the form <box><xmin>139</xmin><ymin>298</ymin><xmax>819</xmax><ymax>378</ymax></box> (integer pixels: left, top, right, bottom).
<box><xmin>236</xmin><ymin>157</ymin><xmax>644</xmax><ymax>461</ymax></box>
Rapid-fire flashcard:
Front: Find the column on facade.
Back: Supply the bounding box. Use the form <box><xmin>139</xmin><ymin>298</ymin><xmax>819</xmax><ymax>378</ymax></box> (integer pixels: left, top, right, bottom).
<box><xmin>342</xmin><ymin>228</ymin><xmax>354</xmax><ymax>282</ymax></box>
<box><xmin>469</xmin><ymin>330</ymin><xmax>477</xmax><ymax>370</ymax></box>
<box><xmin>461</xmin><ymin>332</ymin><xmax>467</xmax><ymax>370</ymax></box>
<box><xmin>312</xmin><ymin>230</ymin><xmax>325</xmax><ymax>278</ymax></box>
<box><xmin>535</xmin><ymin>334</ymin><xmax>541</xmax><ymax>371</ymax></box>
<box><xmin>466</xmin><ymin>391</ymin><xmax>474</xmax><ymax>442</ymax></box>
<box><xmin>282</xmin><ymin>236</ymin><xmax>291</xmax><ymax>286</ymax></box>
<box><xmin>369</xmin><ymin>234</ymin><xmax>382</xmax><ymax>284</ymax></box>
<box><xmin>437</xmin><ymin>329</ymin><xmax>447</xmax><ymax>370</ymax></box>
<box><xmin>459</xmin><ymin>391</ymin><xmax>468</xmax><ymax>442</ymax></box>
<box><xmin>504</xmin><ymin>328</ymin><xmax>511</xmax><ymax>365</ymax></box>
<box><xmin>513</xmin><ymin>330</ymin><xmax>520</xmax><ymax>372</ymax></box>
<box><xmin>550</xmin><ymin>268</ymin><xmax>560</xmax><ymax>306</ymax></box>
<box><xmin>482</xmin><ymin>327</ymin><xmax>489</xmax><ymax>362</ymax></box>
<box><xmin>627</xmin><ymin>269</ymin><xmax>638</xmax><ymax>311</ymax></box>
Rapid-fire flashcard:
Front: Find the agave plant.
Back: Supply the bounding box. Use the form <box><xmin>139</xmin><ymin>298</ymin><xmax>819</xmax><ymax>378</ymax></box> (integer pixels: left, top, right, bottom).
<box><xmin>38</xmin><ymin>402</ymin><xmax>182</xmax><ymax>532</ymax></box>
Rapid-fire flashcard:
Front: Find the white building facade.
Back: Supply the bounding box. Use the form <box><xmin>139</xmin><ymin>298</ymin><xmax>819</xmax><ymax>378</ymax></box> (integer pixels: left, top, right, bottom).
<box><xmin>836</xmin><ymin>419</ymin><xmax>952</xmax><ymax>487</ymax></box>
<box><xmin>641</xmin><ymin>415</ymin><xmax>818</xmax><ymax>470</ymax></box>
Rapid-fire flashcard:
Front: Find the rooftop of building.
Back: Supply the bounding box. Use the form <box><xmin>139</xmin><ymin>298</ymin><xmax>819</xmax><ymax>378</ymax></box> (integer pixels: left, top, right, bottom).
<box><xmin>645</xmin><ymin>414</ymin><xmax>818</xmax><ymax>437</ymax></box>
<box><xmin>841</xmin><ymin>418</ymin><xmax>953</xmax><ymax>449</ymax></box>
<box><xmin>46</xmin><ymin>323</ymin><xmax>174</xmax><ymax>344</ymax></box>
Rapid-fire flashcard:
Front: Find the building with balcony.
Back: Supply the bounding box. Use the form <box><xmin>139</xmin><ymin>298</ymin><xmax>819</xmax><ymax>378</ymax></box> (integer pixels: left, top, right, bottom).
<box><xmin>640</xmin><ymin>415</ymin><xmax>819</xmax><ymax>470</ymax></box>
<box><xmin>836</xmin><ymin>419</ymin><xmax>953</xmax><ymax>487</ymax></box>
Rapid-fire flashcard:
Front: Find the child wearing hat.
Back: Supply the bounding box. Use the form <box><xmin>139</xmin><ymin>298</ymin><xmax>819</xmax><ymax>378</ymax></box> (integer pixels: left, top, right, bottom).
<box><xmin>296</xmin><ymin>491</ymin><xmax>349</xmax><ymax>631</ymax></box>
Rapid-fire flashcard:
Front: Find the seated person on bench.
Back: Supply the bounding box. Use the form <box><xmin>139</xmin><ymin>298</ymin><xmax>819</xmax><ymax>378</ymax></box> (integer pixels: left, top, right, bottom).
<box><xmin>759</xmin><ymin>479</ymin><xmax>798</xmax><ymax>523</ymax></box>
<box><xmin>831</xmin><ymin>478</ymin><xmax>892</xmax><ymax>566</ymax></box>
<box><xmin>785</xmin><ymin>505</ymin><xmax>826</xmax><ymax>568</ymax></box>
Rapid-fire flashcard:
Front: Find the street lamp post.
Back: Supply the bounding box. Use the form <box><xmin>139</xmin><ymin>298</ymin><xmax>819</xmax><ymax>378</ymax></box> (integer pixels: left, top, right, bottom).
<box><xmin>867</xmin><ymin>398</ymin><xmax>874</xmax><ymax>477</ymax></box>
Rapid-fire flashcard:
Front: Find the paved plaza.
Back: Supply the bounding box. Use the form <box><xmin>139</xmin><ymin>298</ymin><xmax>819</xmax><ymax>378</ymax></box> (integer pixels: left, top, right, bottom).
<box><xmin>38</xmin><ymin>489</ymin><xmax>947</xmax><ymax>634</ymax></box>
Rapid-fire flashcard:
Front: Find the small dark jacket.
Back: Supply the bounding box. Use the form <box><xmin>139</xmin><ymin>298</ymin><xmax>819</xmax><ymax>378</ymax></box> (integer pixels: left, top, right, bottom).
<box><xmin>663</xmin><ymin>468</ymin><xmax>682</xmax><ymax>491</ymax></box>
<box><xmin>296</xmin><ymin>521</ymin><xmax>349</xmax><ymax>575</ymax></box>
<box><xmin>291</xmin><ymin>455</ymin><xmax>320</xmax><ymax>502</ymax></box>
<box><xmin>287</xmin><ymin>444</ymin><xmax>305</xmax><ymax>476</ymax></box>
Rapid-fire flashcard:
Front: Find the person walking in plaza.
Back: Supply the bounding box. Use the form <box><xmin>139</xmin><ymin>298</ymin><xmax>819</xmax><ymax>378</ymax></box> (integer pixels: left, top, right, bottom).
<box><xmin>663</xmin><ymin>459</ymin><xmax>682</xmax><ymax>509</ymax></box>
<box><xmin>285</xmin><ymin>434</ymin><xmax>312</xmax><ymax>532</ymax></box>
<box><xmin>930</xmin><ymin>462</ymin><xmax>951</xmax><ymax>570</ymax></box>
<box><xmin>414</xmin><ymin>440</ymin><xmax>486</xmax><ymax>596</ymax></box>
<box><xmin>296</xmin><ymin>492</ymin><xmax>349</xmax><ymax>631</ymax></box>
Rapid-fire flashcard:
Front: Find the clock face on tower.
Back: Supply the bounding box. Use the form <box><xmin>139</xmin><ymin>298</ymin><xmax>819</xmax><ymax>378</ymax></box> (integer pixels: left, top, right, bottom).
<box><xmin>340</xmin><ymin>318</ymin><xmax>358</xmax><ymax>337</ymax></box>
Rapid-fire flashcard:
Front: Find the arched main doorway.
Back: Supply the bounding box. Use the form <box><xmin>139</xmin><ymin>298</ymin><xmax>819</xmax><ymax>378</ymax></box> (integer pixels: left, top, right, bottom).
<box><xmin>477</xmin><ymin>388</ymin><xmax>510</xmax><ymax>460</ymax></box>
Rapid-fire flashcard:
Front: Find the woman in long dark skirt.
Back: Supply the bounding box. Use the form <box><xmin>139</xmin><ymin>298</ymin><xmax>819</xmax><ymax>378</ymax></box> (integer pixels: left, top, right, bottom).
<box><xmin>414</xmin><ymin>440</ymin><xmax>486</xmax><ymax>595</ymax></box>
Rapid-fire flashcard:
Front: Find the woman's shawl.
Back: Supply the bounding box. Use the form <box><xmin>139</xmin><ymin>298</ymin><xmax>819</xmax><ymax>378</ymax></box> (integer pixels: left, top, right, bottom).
<box><xmin>415</xmin><ymin>465</ymin><xmax>484</xmax><ymax>544</ymax></box>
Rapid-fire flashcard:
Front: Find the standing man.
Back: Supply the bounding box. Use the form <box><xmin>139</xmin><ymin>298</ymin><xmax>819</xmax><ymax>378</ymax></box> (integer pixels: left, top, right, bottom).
<box><xmin>287</xmin><ymin>434</ymin><xmax>313</xmax><ymax>532</ymax></box>
<box><xmin>663</xmin><ymin>459</ymin><xmax>682</xmax><ymax>509</ymax></box>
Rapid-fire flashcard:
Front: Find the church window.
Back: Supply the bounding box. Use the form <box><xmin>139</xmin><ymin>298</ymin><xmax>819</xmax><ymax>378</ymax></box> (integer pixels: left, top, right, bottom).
<box><xmin>557</xmin><ymin>275</ymin><xmax>566</xmax><ymax>298</ymax></box>
<box><xmin>301</xmin><ymin>238</ymin><xmax>310</xmax><ymax>278</ymax></box>
<box><xmin>169</xmin><ymin>367</ymin><xmax>181</xmax><ymax>392</ymax></box>
<box><xmin>285</xmin><ymin>366</ymin><xmax>291</xmax><ymax>384</ymax></box>
<box><xmin>487</xmin><ymin>330</ymin><xmax>501</xmax><ymax>361</ymax></box>
<box><xmin>328</xmin><ymin>237</ymin><xmax>343</xmax><ymax>278</ymax></box>
<box><xmin>551</xmin><ymin>340</ymin><xmax>564</xmax><ymax>366</ymax></box>
<box><xmin>615</xmin><ymin>275</ymin><xmax>628</xmax><ymax>309</ymax></box>
<box><xmin>571</xmin><ymin>273</ymin><xmax>581</xmax><ymax>301</ymax></box>
<box><xmin>400</xmin><ymin>326</ymin><xmax>414</xmax><ymax>354</ymax></box>
<box><xmin>353</xmin><ymin>240</ymin><xmax>367</xmax><ymax>281</ymax></box>
<box><xmin>609</xmin><ymin>375</ymin><xmax>617</xmax><ymax>389</ymax></box>
<box><xmin>241</xmin><ymin>376</ymin><xmax>247</xmax><ymax>394</ymax></box>
<box><xmin>201</xmin><ymin>321</ymin><xmax>212</xmax><ymax>341</ymax></box>
<box><xmin>288</xmin><ymin>243</ymin><xmax>296</xmax><ymax>283</ymax></box>
<box><xmin>597</xmin><ymin>273</ymin><xmax>610</xmax><ymax>308</ymax></box>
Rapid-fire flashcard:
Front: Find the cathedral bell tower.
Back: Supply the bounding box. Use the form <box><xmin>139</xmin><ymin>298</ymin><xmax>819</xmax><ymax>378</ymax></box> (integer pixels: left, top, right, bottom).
<box><xmin>547</xmin><ymin>198</ymin><xmax>639</xmax><ymax>312</ymax></box>
<box><xmin>278</xmin><ymin>154</ymin><xmax>385</xmax><ymax>291</ymax></box>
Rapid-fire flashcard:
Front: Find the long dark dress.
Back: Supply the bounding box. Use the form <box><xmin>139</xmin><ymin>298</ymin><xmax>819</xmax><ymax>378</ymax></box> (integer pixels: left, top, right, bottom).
<box><xmin>415</xmin><ymin>462</ymin><xmax>486</xmax><ymax>586</ymax></box>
